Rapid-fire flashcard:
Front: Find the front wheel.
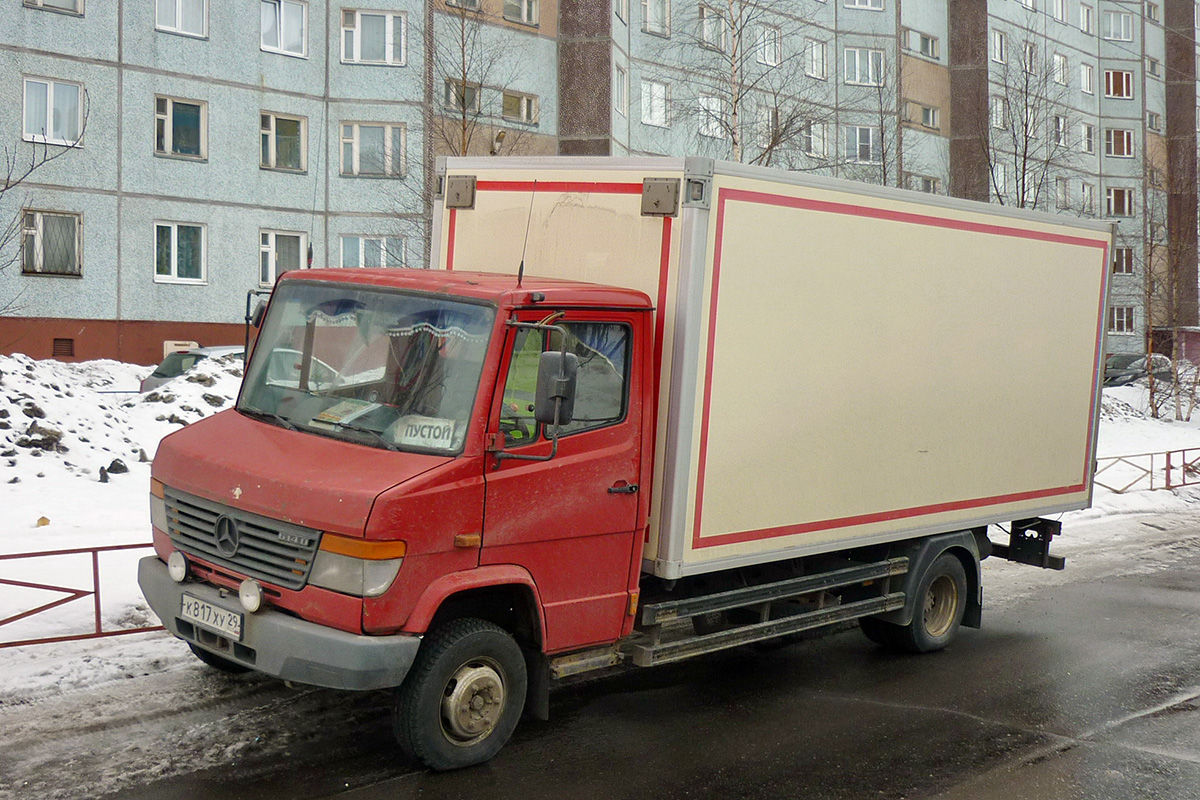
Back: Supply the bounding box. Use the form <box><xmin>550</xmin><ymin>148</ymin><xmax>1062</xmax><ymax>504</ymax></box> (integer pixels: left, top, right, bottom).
<box><xmin>393</xmin><ymin>618</ymin><xmax>528</xmax><ymax>771</ymax></box>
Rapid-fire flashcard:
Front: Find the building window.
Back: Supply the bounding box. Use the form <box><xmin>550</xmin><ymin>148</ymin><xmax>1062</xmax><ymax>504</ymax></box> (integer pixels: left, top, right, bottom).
<box><xmin>993</xmin><ymin>163</ymin><xmax>1007</xmax><ymax>196</ymax></box>
<box><xmin>698</xmin><ymin>95</ymin><xmax>724</xmax><ymax>138</ymax></box>
<box><xmin>1053</xmin><ymin>53</ymin><xmax>1068</xmax><ymax>84</ymax></box>
<box><xmin>503</xmin><ymin>0</ymin><xmax>538</xmax><ymax>24</ymax></box>
<box><xmin>340</xmin><ymin>122</ymin><xmax>405</xmax><ymax>176</ymax></box>
<box><xmin>1105</xmin><ymin>129</ymin><xmax>1134</xmax><ymax>158</ymax></box>
<box><xmin>1053</xmin><ymin>115</ymin><xmax>1068</xmax><ymax>146</ymax></box>
<box><xmin>699</xmin><ymin>6</ymin><xmax>725</xmax><ymax>51</ymax></box>
<box><xmin>918</xmin><ymin>32</ymin><xmax>938</xmax><ymax>59</ymax></box>
<box><xmin>992</xmin><ymin>30</ymin><xmax>1006</xmax><ymax>63</ymax></box>
<box><xmin>1018</xmin><ymin>0</ymin><xmax>1034</xmax><ymax>9</ymax></box>
<box><xmin>1112</xmin><ymin>247</ymin><xmax>1135</xmax><ymax>274</ymax></box>
<box><xmin>1055</xmin><ymin>177</ymin><xmax>1070</xmax><ymax>208</ymax></box>
<box><xmin>261</xmin><ymin>0</ymin><xmax>306</xmax><ymax>57</ymax></box>
<box><xmin>340</xmin><ymin>235</ymin><xmax>404</xmax><ymax>268</ymax></box>
<box><xmin>806</xmin><ymin>39</ymin><xmax>828</xmax><ymax>79</ymax></box>
<box><xmin>444</xmin><ymin>80</ymin><xmax>480</xmax><ymax>113</ymax></box>
<box><xmin>1081</xmin><ymin>182</ymin><xmax>1095</xmax><ymax>213</ymax></box>
<box><xmin>503</xmin><ymin>91</ymin><xmax>538</xmax><ymax>123</ymax></box>
<box><xmin>1052</xmin><ymin>0</ymin><xmax>1066</xmax><ymax>21</ymax></box>
<box><xmin>1147</xmin><ymin>111</ymin><xmax>1162</xmax><ymax>131</ymax></box>
<box><xmin>1106</xmin><ymin>187</ymin><xmax>1134</xmax><ymax>216</ymax></box>
<box><xmin>1080</xmin><ymin>4</ymin><xmax>1094</xmax><ymax>33</ymax></box>
<box><xmin>757</xmin><ymin>25</ymin><xmax>781</xmax><ymax>66</ymax></box>
<box><xmin>1101</xmin><ymin>10</ymin><xmax>1133</xmax><ymax>41</ymax></box>
<box><xmin>261</xmin><ymin>112</ymin><xmax>306</xmax><ymax>171</ymax></box>
<box><xmin>154</xmin><ymin>96</ymin><xmax>206</xmax><ymax>159</ymax></box>
<box><xmin>918</xmin><ymin>104</ymin><xmax>939</xmax><ymax>129</ymax></box>
<box><xmin>1146</xmin><ymin>2</ymin><xmax>1159</xmax><ymax>23</ymax></box>
<box><xmin>260</xmin><ymin>230</ymin><xmax>306</xmax><ymax>285</ymax></box>
<box><xmin>844</xmin><ymin>0</ymin><xmax>883</xmax><ymax>8</ymax></box>
<box><xmin>21</xmin><ymin>210</ymin><xmax>81</xmax><ymax>276</ymax></box>
<box><xmin>615</xmin><ymin>0</ymin><xmax>628</xmax><ymax>22</ymax></box>
<box><xmin>22</xmin><ymin>77</ymin><xmax>82</xmax><ymax>146</ymax></box>
<box><xmin>991</xmin><ymin>96</ymin><xmax>1007</xmax><ymax>128</ymax></box>
<box><xmin>799</xmin><ymin>120</ymin><xmax>826</xmax><ymax>156</ymax></box>
<box><xmin>844</xmin><ymin>125</ymin><xmax>881</xmax><ymax>163</ymax></box>
<box><xmin>1105</xmin><ymin>70</ymin><xmax>1133</xmax><ymax>98</ymax></box>
<box><xmin>642</xmin><ymin>0</ymin><xmax>669</xmax><ymax>35</ymax></box>
<box><xmin>155</xmin><ymin>221</ymin><xmax>205</xmax><ymax>282</ymax></box>
<box><xmin>613</xmin><ymin>63</ymin><xmax>628</xmax><ymax>115</ymax></box>
<box><xmin>641</xmin><ymin>79</ymin><xmax>669</xmax><ymax>127</ymax></box>
<box><xmin>156</xmin><ymin>0</ymin><xmax>205</xmax><ymax>36</ymax></box>
<box><xmin>1081</xmin><ymin>123</ymin><xmax>1095</xmax><ymax>153</ymax></box>
<box><xmin>754</xmin><ymin>105</ymin><xmax>779</xmax><ymax>149</ymax></box>
<box><xmin>1108</xmin><ymin>306</ymin><xmax>1135</xmax><ymax>333</ymax></box>
<box><xmin>447</xmin><ymin>0</ymin><xmax>480</xmax><ymax>8</ymax></box>
<box><xmin>23</xmin><ymin>0</ymin><xmax>83</xmax><ymax>12</ymax></box>
<box><xmin>1081</xmin><ymin>62</ymin><xmax>1094</xmax><ymax>94</ymax></box>
<box><xmin>844</xmin><ymin>48</ymin><xmax>884</xmax><ymax>85</ymax></box>
<box><xmin>910</xmin><ymin>174</ymin><xmax>938</xmax><ymax>193</ymax></box>
<box><xmin>1147</xmin><ymin>58</ymin><xmax>1161</xmax><ymax>77</ymax></box>
<box><xmin>341</xmin><ymin>9</ymin><xmax>405</xmax><ymax>65</ymax></box>
<box><xmin>1022</xmin><ymin>42</ymin><xmax>1037</xmax><ymax>73</ymax></box>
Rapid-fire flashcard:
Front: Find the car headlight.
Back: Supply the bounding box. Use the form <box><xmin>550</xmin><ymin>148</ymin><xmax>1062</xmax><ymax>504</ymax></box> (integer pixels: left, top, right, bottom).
<box><xmin>308</xmin><ymin>535</ymin><xmax>406</xmax><ymax>597</ymax></box>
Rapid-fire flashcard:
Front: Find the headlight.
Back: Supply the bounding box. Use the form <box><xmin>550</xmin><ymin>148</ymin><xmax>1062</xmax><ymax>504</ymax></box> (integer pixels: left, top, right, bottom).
<box><xmin>308</xmin><ymin>535</ymin><xmax>407</xmax><ymax>597</ymax></box>
<box><xmin>150</xmin><ymin>479</ymin><xmax>168</xmax><ymax>533</ymax></box>
<box><xmin>167</xmin><ymin>550</ymin><xmax>189</xmax><ymax>582</ymax></box>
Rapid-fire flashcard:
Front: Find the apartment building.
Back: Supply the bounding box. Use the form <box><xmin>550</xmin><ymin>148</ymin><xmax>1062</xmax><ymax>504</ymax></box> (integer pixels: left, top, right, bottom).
<box><xmin>1</xmin><ymin>0</ymin><xmax>1195</xmax><ymax>362</ymax></box>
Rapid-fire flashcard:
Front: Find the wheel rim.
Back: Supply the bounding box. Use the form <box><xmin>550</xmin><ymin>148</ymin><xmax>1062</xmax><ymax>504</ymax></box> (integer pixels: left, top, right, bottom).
<box><xmin>440</xmin><ymin>658</ymin><xmax>506</xmax><ymax>746</ymax></box>
<box><xmin>923</xmin><ymin>574</ymin><xmax>959</xmax><ymax>638</ymax></box>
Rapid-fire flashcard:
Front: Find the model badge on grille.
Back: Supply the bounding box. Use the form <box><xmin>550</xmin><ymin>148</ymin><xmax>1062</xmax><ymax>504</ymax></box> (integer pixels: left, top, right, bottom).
<box><xmin>214</xmin><ymin>515</ymin><xmax>241</xmax><ymax>557</ymax></box>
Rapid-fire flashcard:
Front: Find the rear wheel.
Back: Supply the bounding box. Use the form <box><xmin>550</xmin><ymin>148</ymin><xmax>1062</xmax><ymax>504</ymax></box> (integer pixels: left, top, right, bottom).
<box><xmin>187</xmin><ymin>642</ymin><xmax>250</xmax><ymax>673</ymax></box>
<box><xmin>859</xmin><ymin>552</ymin><xmax>967</xmax><ymax>654</ymax></box>
<box><xmin>394</xmin><ymin>618</ymin><xmax>527</xmax><ymax>771</ymax></box>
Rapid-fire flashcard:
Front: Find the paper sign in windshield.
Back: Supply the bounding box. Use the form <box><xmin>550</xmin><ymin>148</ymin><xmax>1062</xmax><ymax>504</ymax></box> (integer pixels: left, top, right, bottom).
<box><xmin>313</xmin><ymin>399</ymin><xmax>378</xmax><ymax>426</ymax></box>
<box><xmin>395</xmin><ymin>416</ymin><xmax>456</xmax><ymax>448</ymax></box>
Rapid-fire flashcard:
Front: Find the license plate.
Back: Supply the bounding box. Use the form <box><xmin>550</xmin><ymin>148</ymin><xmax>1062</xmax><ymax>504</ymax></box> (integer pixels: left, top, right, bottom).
<box><xmin>181</xmin><ymin>594</ymin><xmax>243</xmax><ymax>641</ymax></box>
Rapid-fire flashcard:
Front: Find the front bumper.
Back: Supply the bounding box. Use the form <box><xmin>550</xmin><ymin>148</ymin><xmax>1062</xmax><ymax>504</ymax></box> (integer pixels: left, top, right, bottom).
<box><xmin>138</xmin><ymin>556</ymin><xmax>421</xmax><ymax>690</ymax></box>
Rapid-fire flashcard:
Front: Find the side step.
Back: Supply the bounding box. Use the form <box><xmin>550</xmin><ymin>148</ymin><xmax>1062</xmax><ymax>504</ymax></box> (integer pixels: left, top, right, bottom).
<box><xmin>628</xmin><ymin>557</ymin><xmax>909</xmax><ymax>668</ymax></box>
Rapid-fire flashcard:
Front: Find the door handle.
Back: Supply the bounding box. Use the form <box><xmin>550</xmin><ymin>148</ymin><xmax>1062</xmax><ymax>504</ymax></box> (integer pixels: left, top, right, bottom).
<box><xmin>608</xmin><ymin>483</ymin><xmax>639</xmax><ymax>494</ymax></box>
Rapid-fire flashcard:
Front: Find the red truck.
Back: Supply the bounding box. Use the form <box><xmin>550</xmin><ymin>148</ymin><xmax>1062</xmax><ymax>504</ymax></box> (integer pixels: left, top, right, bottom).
<box><xmin>139</xmin><ymin>157</ymin><xmax>1113</xmax><ymax>770</ymax></box>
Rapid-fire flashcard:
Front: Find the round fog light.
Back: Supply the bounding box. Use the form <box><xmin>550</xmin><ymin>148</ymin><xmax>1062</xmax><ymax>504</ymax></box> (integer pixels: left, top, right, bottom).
<box><xmin>167</xmin><ymin>551</ymin><xmax>188</xmax><ymax>583</ymax></box>
<box><xmin>238</xmin><ymin>579</ymin><xmax>263</xmax><ymax>613</ymax></box>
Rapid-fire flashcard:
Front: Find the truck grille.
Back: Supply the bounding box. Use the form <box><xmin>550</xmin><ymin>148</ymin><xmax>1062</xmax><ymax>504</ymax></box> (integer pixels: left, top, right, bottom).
<box><xmin>163</xmin><ymin>488</ymin><xmax>321</xmax><ymax>591</ymax></box>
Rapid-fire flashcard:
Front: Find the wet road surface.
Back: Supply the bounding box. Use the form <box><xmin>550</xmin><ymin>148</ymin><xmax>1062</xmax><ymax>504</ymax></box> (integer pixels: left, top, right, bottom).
<box><xmin>105</xmin><ymin>526</ymin><xmax>1200</xmax><ymax>800</ymax></box>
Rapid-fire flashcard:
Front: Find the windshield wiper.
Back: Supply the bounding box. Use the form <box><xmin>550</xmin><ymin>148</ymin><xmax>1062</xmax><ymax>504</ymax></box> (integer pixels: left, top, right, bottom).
<box><xmin>239</xmin><ymin>407</ymin><xmax>298</xmax><ymax>431</ymax></box>
<box><xmin>332</xmin><ymin>421</ymin><xmax>399</xmax><ymax>451</ymax></box>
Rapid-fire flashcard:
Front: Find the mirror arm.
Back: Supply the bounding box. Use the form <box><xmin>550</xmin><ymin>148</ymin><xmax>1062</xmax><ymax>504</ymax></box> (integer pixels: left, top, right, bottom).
<box><xmin>494</xmin><ymin>398</ymin><xmax>561</xmax><ymax>464</ymax></box>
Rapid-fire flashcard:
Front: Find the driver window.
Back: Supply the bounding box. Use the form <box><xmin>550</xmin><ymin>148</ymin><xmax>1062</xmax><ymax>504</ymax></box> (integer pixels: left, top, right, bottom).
<box><xmin>500</xmin><ymin>328</ymin><xmax>543</xmax><ymax>447</ymax></box>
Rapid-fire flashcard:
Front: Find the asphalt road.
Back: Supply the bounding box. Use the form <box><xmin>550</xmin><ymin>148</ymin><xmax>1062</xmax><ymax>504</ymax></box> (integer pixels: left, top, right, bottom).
<box><xmin>104</xmin><ymin>519</ymin><xmax>1200</xmax><ymax>800</ymax></box>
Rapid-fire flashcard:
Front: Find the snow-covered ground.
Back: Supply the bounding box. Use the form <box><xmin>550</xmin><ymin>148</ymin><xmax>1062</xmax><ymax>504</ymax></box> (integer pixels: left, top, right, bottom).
<box><xmin>2</xmin><ymin>357</ymin><xmax>1200</xmax><ymax>701</ymax></box>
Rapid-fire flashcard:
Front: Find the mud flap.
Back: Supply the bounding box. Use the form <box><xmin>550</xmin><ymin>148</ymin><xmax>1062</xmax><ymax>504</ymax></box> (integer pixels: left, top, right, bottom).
<box><xmin>523</xmin><ymin>648</ymin><xmax>550</xmax><ymax>722</ymax></box>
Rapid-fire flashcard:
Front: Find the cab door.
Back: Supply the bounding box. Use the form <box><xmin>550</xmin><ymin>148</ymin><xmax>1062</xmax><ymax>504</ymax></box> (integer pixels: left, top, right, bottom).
<box><xmin>482</xmin><ymin>309</ymin><xmax>646</xmax><ymax>652</ymax></box>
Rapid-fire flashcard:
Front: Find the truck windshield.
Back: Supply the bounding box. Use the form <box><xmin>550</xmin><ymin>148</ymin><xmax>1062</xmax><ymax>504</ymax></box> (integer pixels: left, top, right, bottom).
<box><xmin>237</xmin><ymin>281</ymin><xmax>495</xmax><ymax>454</ymax></box>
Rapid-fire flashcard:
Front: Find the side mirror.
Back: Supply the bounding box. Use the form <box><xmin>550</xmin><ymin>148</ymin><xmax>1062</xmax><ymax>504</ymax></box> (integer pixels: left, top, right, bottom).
<box><xmin>250</xmin><ymin>300</ymin><xmax>268</xmax><ymax>329</ymax></box>
<box><xmin>534</xmin><ymin>351</ymin><xmax>578</xmax><ymax>426</ymax></box>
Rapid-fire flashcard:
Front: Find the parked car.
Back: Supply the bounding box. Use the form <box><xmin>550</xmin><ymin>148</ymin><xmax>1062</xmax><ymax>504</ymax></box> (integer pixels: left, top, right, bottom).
<box><xmin>1103</xmin><ymin>352</ymin><xmax>1172</xmax><ymax>387</ymax></box>
<box><xmin>140</xmin><ymin>346</ymin><xmax>244</xmax><ymax>392</ymax></box>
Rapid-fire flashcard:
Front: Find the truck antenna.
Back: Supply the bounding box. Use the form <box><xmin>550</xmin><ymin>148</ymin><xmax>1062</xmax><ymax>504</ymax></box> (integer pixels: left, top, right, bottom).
<box><xmin>517</xmin><ymin>179</ymin><xmax>538</xmax><ymax>286</ymax></box>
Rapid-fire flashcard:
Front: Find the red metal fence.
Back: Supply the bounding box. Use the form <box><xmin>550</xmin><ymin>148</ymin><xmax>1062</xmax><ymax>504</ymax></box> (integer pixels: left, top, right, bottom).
<box><xmin>1093</xmin><ymin>448</ymin><xmax>1200</xmax><ymax>494</ymax></box>
<box><xmin>0</xmin><ymin>543</ymin><xmax>161</xmax><ymax>649</ymax></box>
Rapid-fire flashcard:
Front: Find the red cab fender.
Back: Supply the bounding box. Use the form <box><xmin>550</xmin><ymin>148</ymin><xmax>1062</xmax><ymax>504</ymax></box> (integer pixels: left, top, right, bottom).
<box><xmin>401</xmin><ymin>564</ymin><xmax>547</xmax><ymax>643</ymax></box>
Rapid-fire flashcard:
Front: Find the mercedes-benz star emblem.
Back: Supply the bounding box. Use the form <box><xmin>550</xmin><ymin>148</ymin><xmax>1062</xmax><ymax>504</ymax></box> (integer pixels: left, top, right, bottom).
<box><xmin>214</xmin><ymin>515</ymin><xmax>240</xmax><ymax>557</ymax></box>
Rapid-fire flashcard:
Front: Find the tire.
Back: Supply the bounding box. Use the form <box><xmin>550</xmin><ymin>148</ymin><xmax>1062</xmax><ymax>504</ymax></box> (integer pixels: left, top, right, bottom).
<box><xmin>187</xmin><ymin>642</ymin><xmax>250</xmax><ymax>673</ymax></box>
<box><xmin>895</xmin><ymin>552</ymin><xmax>968</xmax><ymax>654</ymax></box>
<box><xmin>394</xmin><ymin>618</ymin><xmax>527</xmax><ymax>771</ymax></box>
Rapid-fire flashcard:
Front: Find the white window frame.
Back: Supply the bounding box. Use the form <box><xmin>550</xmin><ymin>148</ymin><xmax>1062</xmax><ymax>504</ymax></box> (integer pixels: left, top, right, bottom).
<box><xmin>1112</xmin><ymin>247</ymin><xmax>1135</xmax><ymax>275</ymax></box>
<box><xmin>1106</xmin><ymin>187</ymin><xmax>1134</xmax><ymax>216</ymax></box>
<box><xmin>1147</xmin><ymin>111</ymin><xmax>1162</xmax><ymax>131</ymax></box>
<box><xmin>260</xmin><ymin>111</ymin><xmax>307</xmax><ymax>171</ymax></box>
<box><xmin>154</xmin><ymin>95</ymin><xmax>207</xmax><ymax>159</ymax></box>
<box><xmin>641</xmin><ymin>0</ymin><xmax>670</xmax><ymax>35</ymax></box>
<box><xmin>1080</xmin><ymin>4</ymin><xmax>1094</xmax><ymax>34</ymax></box>
<box><xmin>991</xmin><ymin>96</ymin><xmax>1007</xmax><ymax>129</ymax></box>
<box><xmin>613</xmin><ymin>63</ymin><xmax>628</xmax><ymax>115</ymax></box>
<box><xmin>799</xmin><ymin>120</ymin><xmax>826</xmax><ymax>157</ymax></box>
<box><xmin>844</xmin><ymin>125</ymin><xmax>881</xmax><ymax>163</ymax></box>
<box><xmin>1053</xmin><ymin>53</ymin><xmax>1068</xmax><ymax>85</ymax></box>
<box><xmin>341</xmin><ymin>9</ymin><xmax>406</xmax><ymax>66</ymax></box>
<box><xmin>22</xmin><ymin>77</ymin><xmax>83</xmax><ymax>146</ymax></box>
<box><xmin>23</xmin><ymin>0</ymin><xmax>83</xmax><ymax>13</ymax></box>
<box><xmin>340</xmin><ymin>121</ymin><xmax>406</xmax><ymax>177</ymax></box>
<box><xmin>917</xmin><ymin>32</ymin><xmax>938</xmax><ymax>59</ymax></box>
<box><xmin>1146</xmin><ymin>2</ymin><xmax>1159</xmax><ymax>23</ymax></box>
<box><xmin>992</xmin><ymin>30</ymin><xmax>1006</xmax><ymax>64</ymax></box>
<box><xmin>1105</xmin><ymin>70</ymin><xmax>1133</xmax><ymax>99</ymax></box>
<box><xmin>502</xmin><ymin>91</ymin><xmax>538</xmax><ymax>124</ymax></box>
<box><xmin>154</xmin><ymin>221</ymin><xmax>206</xmax><ymax>284</ymax></box>
<box><xmin>641</xmin><ymin>79</ymin><xmax>670</xmax><ymax>127</ymax></box>
<box><xmin>339</xmin><ymin>235</ymin><xmax>405</xmax><ymax>269</ymax></box>
<box><xmin>1081</xmin><ymin>182</ymin><xmax>1095</xmax><ymax>213</ymax></box>
<box><xmin>1022</xmin><ymin>42</ymin><xmax>1037</xmax><ymax>74</ymax></box>
<box><xmin>615</xmin><ymin>0</ymin><xmax>628</xmax><ymax>22</ymax></box>
<box><xmin>699</xmin><ymin>6</ymin><xmax>726</xmax><ymax>51</ymax></box>
<box><xmin>844</xmin><ymin>0</ymin><xmax>883</xmax><ymax>9</ymax></box>
<box><xmin>994</xmin><ymin>163</ymin><xmax>1008</xmax><ymax>196</ymax></box>
<box><xmin>1101</xmin><ymin>10</ymin><xmax>1133</xmax><ymax>41</ymax></box>
<box><xmin>21</xmin><ymin>209</ymin><xmax>82</xmax><ymax>277</ymax></box>
<box><xmin>757</xmin><ymin>25</ymin><xmax>781</xmax><ymax>66</ymax></box>
<box><xmin>1055</xmin><ymin>177</ymin><xmax>1070</xmax><ymax>208</ymax></box>
<box><xmin>1081</xmin><ymin>62</ymin><xmax>1094</xmax><ymax>94</ymax></box>
<box><xmin>698</xmin><ymin>95</ymin><xmax>724</xmax><ymax>139</ymax></box>
<box><xmin>503</xmin><ymin>0</ymin><xmax>538</xmax><ymax>25</ymax></box>
<box><xmin>155</xmin><ymin>0</ymin><xmax>206</xmax><ymax>36</ymax></box>
<box><xmin>444</xmin><ymin>80</ymin><xmax>481</xmax><ymax>112</ymax></box>
<box><xmin>919</xmin><ymin>104</ymin><xmax>939</xmax><ymax>129</ymax></box>
<box><xmin>1105</xmin><ymin>128</ymin><xmax>1134</xmax><ymax>158</ymax></box>
<box><xmin>806</xmin><ymin>39</ymin><xmax>828</xmax><ymax>79</ymax></box>
<box><xmin>1053</xmin><ymin>115</ymin><xmax>1068</xmax><ymax>146</ymax></box>
<box><xmin>844</xmin><ymin>47</ymin><xmax>884</xmax><ymax>86</ymax></box>
<box><xmin>910</xmin><ymin>174</ymin><xmax>938</xmax><ymax>194</ymax></box>
<box><xmin>1147</xmin><ymin>58</ymin><xmax>1161</xmax><ymax>78</ymax></box>
<box><xmin>1108</xmin><ymin>306</ymin><xmax>1135</xmax><ymax>334</ymax></box>
<box><xmin>1081</xmin><ymin>123</ymin><xmax>1095</xmax><ymax>153</ymax></box>
<box><xmin>1052</xmin><ymin>0</ymin><xmax>1066</xmax><ymax>22</ymax></box>
<box><xmin>1018</xmin><ymin>0</ymin><xmax>1034</xmax><ymax>9</ymax></box>
<box><xmin>261</xmin><ymin>0</ymin><xmax>307</xmax><ymax>57</ymax></box>
<box><xmin>260</xmin><ymin>230</ymin><xmax>307</xmax><ymax>285</ymax></box>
